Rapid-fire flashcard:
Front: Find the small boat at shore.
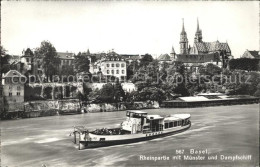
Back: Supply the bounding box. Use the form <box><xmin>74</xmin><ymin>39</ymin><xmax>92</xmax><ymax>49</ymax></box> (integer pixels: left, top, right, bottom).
<box><xmin>72</xmin><ymin>110</ymin><xmax>191</xmax><ymax>150</ymax></box>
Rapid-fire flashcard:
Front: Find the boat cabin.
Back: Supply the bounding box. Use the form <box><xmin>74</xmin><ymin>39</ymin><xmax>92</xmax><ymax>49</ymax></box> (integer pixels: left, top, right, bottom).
<box><xmin>164</xmin><ymin>114</ymin><xmax>191</xmax><ymax>129</ymax></box>
<box><xmin>121</xmin><ymin>111</ymin><xmax>191</xmax><ymax>134</ymax></box>
<box><xmin>143</xmin><ymin>115</ymin><xmax>164</xmax><ymax>133</ymax></box>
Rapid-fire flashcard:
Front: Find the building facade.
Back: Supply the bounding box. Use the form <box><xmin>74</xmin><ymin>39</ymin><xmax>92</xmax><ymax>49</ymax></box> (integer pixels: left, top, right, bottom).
<box><xmin>2</xmin><ymin>70</ymin><xmax>25</xmax><ymax>112</ymax></box>
<box><xmin>57</xmin><ymin>52</ymin><xmax>75</xmax><ymax>72</ymax></box>
<box><xmin>100</xmin><ymin>51</ymin><xmax>127</xmax><ymax>80</ymax></box>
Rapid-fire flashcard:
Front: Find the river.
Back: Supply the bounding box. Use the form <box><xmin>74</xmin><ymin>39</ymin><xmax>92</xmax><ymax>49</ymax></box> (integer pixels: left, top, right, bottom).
<box><xmin>1</xmin><ymin>104</ymin><xmax>259</xmax><ymax>166</ymax></box>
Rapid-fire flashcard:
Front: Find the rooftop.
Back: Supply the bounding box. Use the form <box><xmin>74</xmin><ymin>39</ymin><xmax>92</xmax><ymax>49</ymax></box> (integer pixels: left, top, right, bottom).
<box><xmin>158</xmin><ymin>54</ymin><xmax>171</xmax><ymax>61</ymax></box>
<box><xmin>3</xmin><ymin>70</ymin><xmax>26</xmax><ymax>78</ymax></box>
<box><xmin>194</xmin><ymin>41</ymin><xmax>231</xmax><ymax>53</ymax></box>
<box><xmin>57</xmin><ymin>52</ymin><xmax>75</xmax><ymax>59</ymax></box>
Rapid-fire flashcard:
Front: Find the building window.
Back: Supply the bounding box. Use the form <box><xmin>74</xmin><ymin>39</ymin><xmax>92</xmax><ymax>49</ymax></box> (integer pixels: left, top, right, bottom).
<box><xmin>26</xmin><ymin>58</ymin><xmax>29</xmax><ymax>62</ymax></box>
<box><xmin>17</xmin><ymin>86</ymin><xmax>21</xmax><ymax>91</ymax></box>
<box><xmin>111</xmin><ymin>64</ymin><xmax>114</xmax><ymax>67</ymax></box>
<box><xmin>122</xmin><ymin>70</ymin><xmax>125</xmax><ymax>74</ymax></box>
<box><xmin>111</xmin><ymin>70</ymin><xmax>114</xmax><ymax>74</ymax></box>
<box><xmin>9</xmin><ymin>92</ymin><xmax>12</xmax><ymax>96</ymax></box>
<box><xmin>116</xmin><ymin>70</ymin><xmax>119</xmax><ymax>74</ymax></box>
<box><xmin>107</xmin><ymin>70</ymin><xmax>110</xmax><ymax>74</ymax></box>
<box><xmin>121</xmin><ymin>63</ymin><xmax>125</xmax><ymax>67</ymax></box>
<box><xmin>17</xmin><ymin>92</ymin><xmax>20</xmax><ymax>96</ymax></box>
<box><xmin>116</xmin><ymin>63</ymin><xmax>119</xmax><ymax>67</ymax></box>
<box><xmin>107</xmin><ymin>64</ymin><xmax>110</xmax><ymax>67</ymax></box>
<box><xmin>9</xmin><ymin>86</ymin><xmax>12</xmax><ymax>90</ymax></box>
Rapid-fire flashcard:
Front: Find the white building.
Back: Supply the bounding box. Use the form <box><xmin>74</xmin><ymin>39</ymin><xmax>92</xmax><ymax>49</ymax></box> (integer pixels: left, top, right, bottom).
<box><xmin>91</xmin><ymin>51</ymin><xmax>127</xmax><ymax>80</ymax></box>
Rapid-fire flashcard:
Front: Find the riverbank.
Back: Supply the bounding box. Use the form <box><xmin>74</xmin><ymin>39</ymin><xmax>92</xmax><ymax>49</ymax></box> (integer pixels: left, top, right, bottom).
<box><xmin>0</xmin><ymin>100</ymin><xmax>160</xmax><ymax>120</ymax></box>
<box><xmin>162</xmin><ymin>95</ymin><xmax>259</xmax><ymax>108</ymax></box>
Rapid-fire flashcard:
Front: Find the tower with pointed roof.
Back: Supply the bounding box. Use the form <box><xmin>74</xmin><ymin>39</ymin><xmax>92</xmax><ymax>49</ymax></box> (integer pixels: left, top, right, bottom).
<box><xmin>86</xmin><ymin>49</ymin><xmax>90</xmax><ymax>55</ymax></box>
<box><xmin>194</xmin><ymin>18</ymin><xmax>203</xmax><ymax>43</ymax></box>
<box><xmin>179</xmin><ymin>19</ymin><xmax>189</xmax><ymax>54</ymax></box>
<box><xmin>170</xmin><ymin>46</ymin><xmax>176</xmax><ymax>60</ymax></box>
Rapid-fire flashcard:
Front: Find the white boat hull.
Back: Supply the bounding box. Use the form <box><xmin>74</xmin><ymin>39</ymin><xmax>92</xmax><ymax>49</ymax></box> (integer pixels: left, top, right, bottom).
<box><xmin>77</xmin><ymin>123</ymin><xmax>191</xmax><ymax>149</ymax></box>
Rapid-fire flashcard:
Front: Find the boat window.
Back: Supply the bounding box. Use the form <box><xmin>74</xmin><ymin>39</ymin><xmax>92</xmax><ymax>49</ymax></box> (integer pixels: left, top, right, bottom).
<box><xmin>130</xmin><ymin>112</ymin><xmax>134</xmax><ymax>117</ymax></box>
<box><xmin>174</xmin><ymin>121</ymin><xmax>177</xmax><ymax>127</ymax></box>
<box><xmin>178</xmin><ymin>121</ymin><xmax>182</xmax><ymax>126</ymax></box>
<box><xmin>133</xmin><ymin>113</ymin><xmax>142</xmax><ymax>118</ymax></box>
<box><xmin>126</xmin><ymin>112</ymin><xmax>130</xmax><ymax>117</ymax></box>
<box><xmin>165</xmin><ymin>123</ymin><xmax>169</xmax><ymax>129</ymax></box>
<box><xmin>169</xmin><ymin>122</ymin><xmax>173</xmax><ymax>128</ymax></box>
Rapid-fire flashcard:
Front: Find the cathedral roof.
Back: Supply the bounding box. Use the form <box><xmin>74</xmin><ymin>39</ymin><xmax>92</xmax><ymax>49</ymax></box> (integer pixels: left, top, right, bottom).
<box><xmin>176</xmin><ymin>53</ymin><xmax>220</xmax><ymax>63</ymax></box>
<box><xmin>158</xmin><ymin>54</ymin><xmax>171</xmax><ymax>61</ymax></box>
<box><xmin>194</xmin><ymin>41</ymin><xmax>231</xmax><ymax>53</ymax></box>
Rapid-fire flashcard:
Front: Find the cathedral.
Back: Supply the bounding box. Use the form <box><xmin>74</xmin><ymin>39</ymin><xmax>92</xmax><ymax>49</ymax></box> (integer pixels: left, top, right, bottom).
<box><xmin>173</xmin><ymin>18</ymin><xmax>232</xmax><ymax>69</ymax></box>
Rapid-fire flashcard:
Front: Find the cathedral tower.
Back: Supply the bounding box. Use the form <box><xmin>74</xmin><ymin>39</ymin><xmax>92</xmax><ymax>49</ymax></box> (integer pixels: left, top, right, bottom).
<box><xmin>194</xmin><ymin>18</ymin><xmax>203</xmax><ymax>43</ymax></box>
<box><xmin>180</xmin><ymin>18</ymin><xmax>189</xmax><ymax>54</ymax></box>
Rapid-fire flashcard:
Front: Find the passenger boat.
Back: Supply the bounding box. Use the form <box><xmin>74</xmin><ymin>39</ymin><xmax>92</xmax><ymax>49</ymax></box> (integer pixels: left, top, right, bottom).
<box><xmin>72</xmin><ymin>110</ymin><xmax>191</xmax><ymax>150</ymax></box>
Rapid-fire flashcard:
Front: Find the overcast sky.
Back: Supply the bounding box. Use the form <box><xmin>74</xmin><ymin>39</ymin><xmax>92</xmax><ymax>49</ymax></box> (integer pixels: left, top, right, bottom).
<box><xmin>1</xmin><ymin>1</ymin><xmax>259</xmax><ymax>58</ymax></box>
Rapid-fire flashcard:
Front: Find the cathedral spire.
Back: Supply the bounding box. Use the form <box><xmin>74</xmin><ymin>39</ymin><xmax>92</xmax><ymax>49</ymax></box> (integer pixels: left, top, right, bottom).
<box><xmin>181</xmin><ymin>18</ymin><xmax>186</xmax><ymax>34</ymax></box>
<box><xmin>197</xmin><ymin>17</ymin><xmax>200</xmax><ymax>32</ymax></box>
<box><xmin>180</xmin><ymin>18</ymin><xmax>189</xmax><ymax>54</ymax></box>
<box><xmin>86</xmin><ymin>48</ymin><xmax>90</xmax><ymax>55</ymax></box>
<box><xmin>194</xmin><ymin>18</ymin><xmax>202</xmax><ymax>43</ymax></box>
<box><xmin>171</xmin><ymin>46</ymin><xmax>175</xmax><ymax>54</ymax></box>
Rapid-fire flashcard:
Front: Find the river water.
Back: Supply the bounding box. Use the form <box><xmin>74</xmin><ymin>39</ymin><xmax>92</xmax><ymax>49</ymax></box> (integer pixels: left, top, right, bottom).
<box><xmin>1</xmin><ymin>104</ymin><xmax>259</xmax><ymax>167</ymax></box>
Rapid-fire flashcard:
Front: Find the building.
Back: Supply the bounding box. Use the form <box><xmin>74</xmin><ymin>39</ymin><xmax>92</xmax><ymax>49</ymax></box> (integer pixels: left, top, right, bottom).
<box><xmin>179</xmin><ymin>18</ymin><xmax>189</xmax><ymax>55</ymax></box>
<box><xmin>57</xmin><ymin>52</ymin><xmax>75</xmax><ymax>72</ymax></box>
<box><xmin>158</xmin><ymin>54</ymin><xmax>172</xmax><ymax>63</ymax></box>
<box><xmin>21</xmin><ymin>48</ymin><xmax>34</xmax><ymax>73</ymax></box>
<box><xmin>120</xmin><ymin>54</ymin><xmax>140</xmax><ymax>63</ymax></box>
<box><xmin>100</xmin><ymin>51</ymin><xmax>127</xmax><ymax>80</ymax></box>
<box><xmin>89</xmin><ymin>51</ymin><xmax>127</xmax><ymax>80</ymax></box>
<box><xmin>2</xmin><ymin>70</ymin><xmax>25</xmax><ymax>112</ymax></box>
<box><xmin>176</xmin><ymin>18</ymin><xmax>232</xmax><ymax>69</ymax></box>
<box><xmin>241</xmin><ymin>50</ymin><xmax>260</xmax><ymax>59</ymax></box>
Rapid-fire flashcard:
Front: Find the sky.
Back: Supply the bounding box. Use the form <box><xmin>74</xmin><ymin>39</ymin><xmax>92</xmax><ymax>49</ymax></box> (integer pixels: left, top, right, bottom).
<box><xmin>1</xmin><ymin>1</ymin><xmax>259</xmax><ymax>58</ymax></box>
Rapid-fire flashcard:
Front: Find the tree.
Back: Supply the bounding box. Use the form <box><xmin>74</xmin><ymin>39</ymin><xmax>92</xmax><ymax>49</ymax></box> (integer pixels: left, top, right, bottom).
<box><xmin>127</xmin><ymin>60</ymin><xmax>139</xmax><ymax>80</ymax></box>
<box><xmin>205</xmin><ymin>63</ymin><xmax>222</xmax><ymax>76</ymax></box>
<box><xmin>74</xmin><ymin>52</ymin><xmax>90</xmax><ymax>73</ymax></box>
<box><xmin>1</xmin><ymin>46</ymin><xmax>11</xmax><ymax>74</ymax></box>
<box><xmin>60</xmin><ymin>65</ymin><xmax>75</xmax><ymax>77</ymax></box>
<box><xmin>114</xmin><ymin>79</ymin><xmax>126</xmax><ymax>102</ymax></box>
<box><xmin>95</xmin><ymin>81</ymin><xmax>126</xmax><ymax>104</ymax></box>
<box><xmin>140</xmin><ymin>54</ymin><xmax>153</xmax><ymax>67</ymax></box>
<box><xmin>97</xmin><ymin>83</ymin><xmax>116</xmax><ymax>103</ymax></box>
<box><xmin>229</xmin><ymin>58</ymin><xmax>259</xmax><ymax>71</ymax></box>
<box><xmin>35</xmin><ymin>41</ymin><xmax>60</xmax><ymax>81</ymax></box>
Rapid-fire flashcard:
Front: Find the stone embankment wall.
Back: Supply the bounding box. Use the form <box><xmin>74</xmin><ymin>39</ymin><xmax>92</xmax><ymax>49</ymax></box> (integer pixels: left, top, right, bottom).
<box><xmin>85</xmin><ymin>101</ymin><xmax>159</xmax><ymax>113</ymax></box>
<box><xmin>24</xmin><ymin>100</ymin><xmax>80</xmax><ymax>117</ymax></box>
